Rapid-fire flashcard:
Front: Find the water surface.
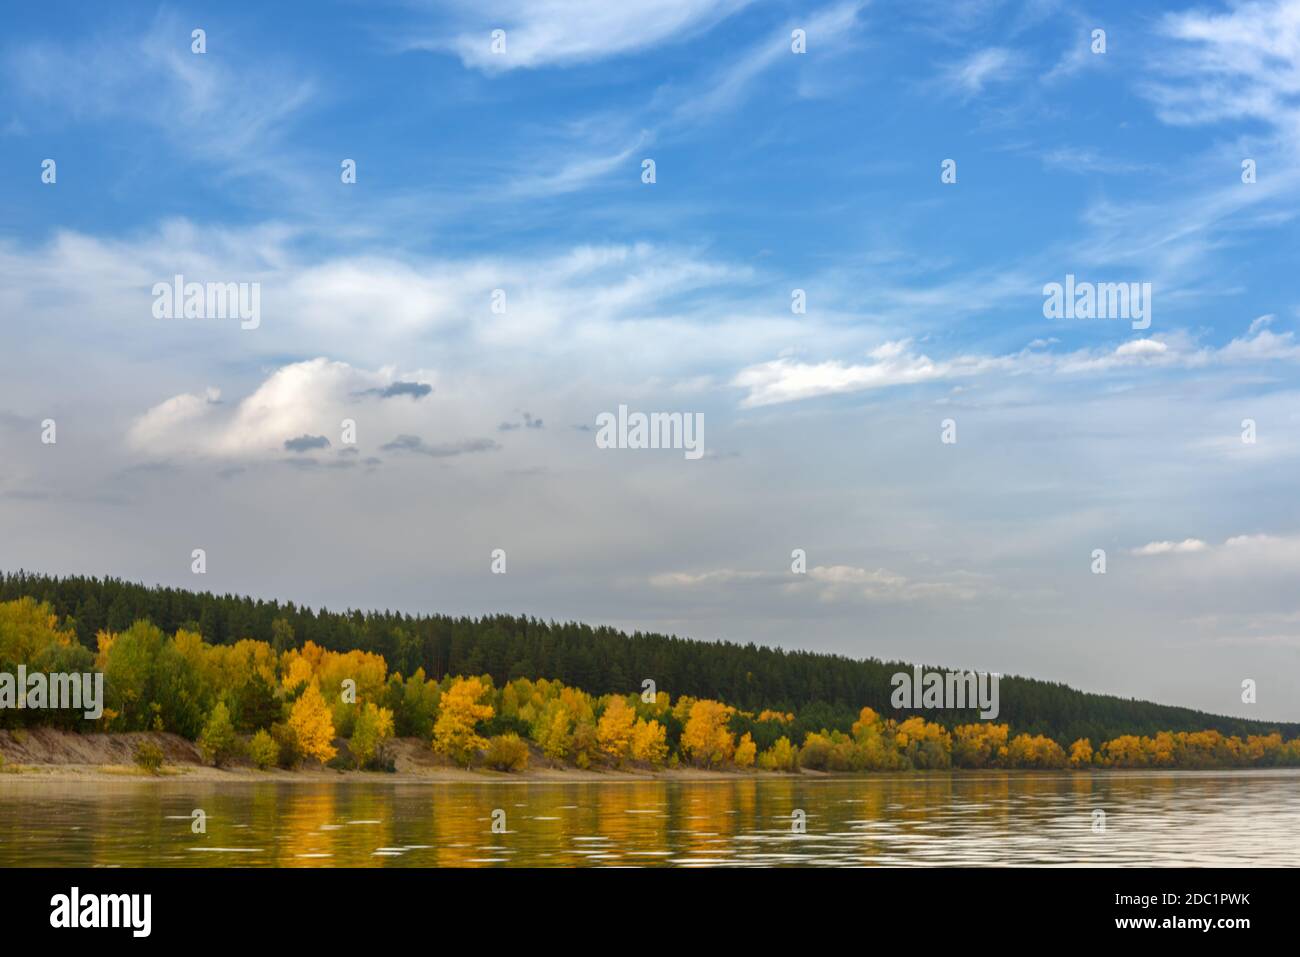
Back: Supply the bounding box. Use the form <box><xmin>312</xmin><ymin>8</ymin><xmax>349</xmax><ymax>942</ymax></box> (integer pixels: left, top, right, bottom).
<box><xmin>1</xmin><ymin>769</ymin><xmax>1296</xmax><ymax>866</ymax></box>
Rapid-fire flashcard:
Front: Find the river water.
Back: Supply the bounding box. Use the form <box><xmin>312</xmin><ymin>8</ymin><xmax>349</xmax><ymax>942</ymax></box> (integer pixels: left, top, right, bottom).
<box><xmin>1</xmin><ymin>769</ymin><xmax>1296</xmax><ymax>866</ymax></box>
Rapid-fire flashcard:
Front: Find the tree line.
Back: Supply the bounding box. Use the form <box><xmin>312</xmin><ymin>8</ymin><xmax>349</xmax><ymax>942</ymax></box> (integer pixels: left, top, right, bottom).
<box><xmin>2</xmin><ymin>596</ymin><xmax>1298</xmax><ymax>774</ymax></box>
<box><xmin>2</xmin><ymin>570</ymin><xmax>1296</xmax><ymax>749</ymax></box>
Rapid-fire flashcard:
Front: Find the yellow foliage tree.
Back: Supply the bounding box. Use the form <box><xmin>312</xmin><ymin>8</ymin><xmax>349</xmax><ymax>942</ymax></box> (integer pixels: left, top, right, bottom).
<box><xmin>1099</xmin><ymin>734</ymin><xmax>1147</xmax><ymax>768</ymax></box>
<box><xmin>952</xmin><ymin>722</ymin><xmax>1010</xmax><ymax>768</ymax></box>
<box><xmin>0</xmin><ymin>597</ymin><xmax>76</xmax><ymax>661</ymax></box>
<box><xmin>597</xmin><ymin>696</ymin><xmax>637</xmax><ymax>764</ymax></box>
<box><xmin>483</xmin><ymin>732</ymin><xmax>530</xmax><ymax>771</ymax></box>
<box><xmin>1068</xmin><ymin>738</ymin><xmax>1094</xmax><ymax>768</ymax></box>
<box><xmin>851</xmin><ymin>707</ymin><xmax>881</xmax><ymax>739</ymax></box>
<box><xmin>318</xmin><ymin>648</ymin><xmax>390</xmax><ymax>734</ymax></box>
<box><xmin>432</xmin><ymin>676</ymin><xmax>494</xmax><ymax>766</ymax></box>
<box><xmin>280</xmin><ymin>654</ymin><xmax>315</xmax><ymax>696</ymax></box>
<box><xmin>757</xmin><ymin>736</ymin><xmax>798</xmax><ymax>772</ymax></box>
<box><xmin>631</xmin><ymin>718</ymin><xmax>668</xmax><ymax>766</ymax></box>
<box><xmin>94</xmin><ymin>630</ymin><xmax>117</xmax><ymax>671</ymax></box>
<box><xmin>894</xmin><ymin>716</ymin><xmax>953</xmax><ymax>769</ymax></box>
<box><xmin>535</xmin><ymin>703</ymin><xmax>573</xmax><ymax>760</ymax></box>
<box><xmin>350</xmin><ymin>702</ymin><xmax>395</xmax><ymax>769</ymax></box>
<box><xmin>734</xmin><ymin>732</ymin><xmax>757</xmax><ymax>768</ymax></box>
<box><xmin>681</xmin><ymin>699</ymin><xmax>735</xmax><ymax>767</ymax></box>
<box><xmin>288</xmin><ymin>682</ymin><xmax>337</xmax><ymax>764</ymax></box>
<box><xmin>1006</xmin><ymin>733</ymin><xmax>1067</xmax><ymax>769</ymax></box>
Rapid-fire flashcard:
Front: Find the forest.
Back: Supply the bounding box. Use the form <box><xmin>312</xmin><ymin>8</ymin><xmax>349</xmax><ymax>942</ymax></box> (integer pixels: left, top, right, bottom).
<box><xmin>1</xmin><ymin>570</ymin><xmax>1297</xmax><ymax>775</ymax></box>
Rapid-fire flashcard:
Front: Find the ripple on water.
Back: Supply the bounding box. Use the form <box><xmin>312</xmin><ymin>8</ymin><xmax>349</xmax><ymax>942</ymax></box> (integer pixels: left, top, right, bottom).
<box><xmin>2</xmin><ymin>769</ymin><xmax>1298</xmax><ymax>867</ymax></box>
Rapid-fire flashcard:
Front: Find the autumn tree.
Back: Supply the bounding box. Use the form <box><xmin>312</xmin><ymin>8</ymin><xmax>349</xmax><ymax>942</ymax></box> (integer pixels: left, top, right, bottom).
<box><xmin>894</xmin><ymin>717</ymin><xmax>953</xmax><ymax>769</ymax></box>
<box><xmin>198</xmin><ymin>701</ymin><xmax>241</xmax><ymax>767</ymax></box>
<box><xmin>10</xmin><ymin>571</ymin><xmax>1300</xmax><ymax>754</ymax></box>
<box><xmin>484</xmin><ymin>732</ymin><xmax>529</xmax><ymax>771</ymax></box>
<box><xmin>597</xmin><ymin>696</ymin><xmax>637</xmax><ymax>764</ymax></box>
<box><xmin>288</xmin><ymin>681</ymin><xmax>337</xmax><ymax>764</ymax></box>
<box><xmin>572</xmin><ymin>720</ymin><xmax>600</xmax><ymax>769</ymax></box>
<box><xmin>270</xmin><ymin>617</ymin><xmax>295</xmax><ymax>654</ymax></box>
<box><xmin>385</xmin><ymin>668</ymin><xmax>441</xmax><ymax>739</ymax></box>
<box><xmin>432</xmin><ymin>676</ymin><xmax>494</xmax><ymax>766</ymax></box>
<box><xmin>100</xmin><ymin>621</ymin><xmax>208</xmax><ymax>738</ymax></box>
<box><xmin>952</xmin><ymin>723</ymin><xmax>1011</xmax><ymax>769</ymax></box>
<box><xmin>849</xmin><ymin>707</ymin><xmax>900</xmax><ymax>769</ymax></box>
<box><xmin>248</xmin><ymin>729</ymin><xmax>279</xmax><ymax>770</ymax></box>
<box><xmin>1099</xmin><ymin>734</ymin><xmax>1147</xmax><ymax>768</ymax></box>
<box><xmin>351</xmin><ymin>702</ymin><xmax>395</xmax><ymax>770</ymax></box>
<box><xmin>631</xmin><ymin>718</ymin><xmax>669</xmax><ymax>767</ymax></box>
<box><xmin>758</xmin><ymin>736</ymin><xmax>798</xmax><ymax>772</ymax></box>
<box><xmin>1006</xmin><ymin>733</ymin><xmax>1067</xmax><ymax>769</ymax></box>
<box><xmin>318</xmin><ymin>648</ymin><xmax>390</xmax><ymax>736</ymax></box>
<box><xmin>0</xmin><ymin>598</ymin><xmax>93</xmax><ymax>730</ymax></box>
<box><xmin>1068</xmin><ymin>738</ymin><xmax>1094</xmax><ymax>768</ymax></box>
<box><xmin>681</xmin><ymin>699</ymin><xmax>735</xmax><ymax>767</ymax></box>
<box><xmin>534</xmin><ymin>702</ymin><xmax>574</xmax><ymax>761</ymax></box>
<box><xmin>799</xmin><ymin>731</ymin><xmax>833</xmax><ymax>770</ymax></box>
<box><xmin>734</xmin><ymin>732</ymin><xmax>757</xmax><ymax>768</ymax></box>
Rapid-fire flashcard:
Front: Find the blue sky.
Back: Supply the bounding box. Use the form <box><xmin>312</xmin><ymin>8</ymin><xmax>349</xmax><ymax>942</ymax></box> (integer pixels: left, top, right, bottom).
<box><xmin>2</xmin><ymin>0</ymin><xmax>1299</xmax><ymax>719</ymax></box>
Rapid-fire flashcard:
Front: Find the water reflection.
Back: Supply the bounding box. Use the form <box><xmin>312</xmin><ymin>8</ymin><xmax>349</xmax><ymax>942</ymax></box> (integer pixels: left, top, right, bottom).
<box><xmin>1</xmin><ymin>770</ymin><xmax>1296</xmax><ymax>867</ymax></box>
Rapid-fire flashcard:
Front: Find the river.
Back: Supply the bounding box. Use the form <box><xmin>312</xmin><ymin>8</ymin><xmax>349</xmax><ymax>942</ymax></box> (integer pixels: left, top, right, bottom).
<box><xmin>1</xmin><ymin>769</ymin><xmax>1296</xmax><ymax>866</ymax></box>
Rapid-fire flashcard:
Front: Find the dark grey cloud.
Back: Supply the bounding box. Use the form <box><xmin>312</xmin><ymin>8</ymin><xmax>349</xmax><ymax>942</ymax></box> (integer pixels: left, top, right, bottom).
<box><xmin>282</xmin><ymin>457</ymin><xmax>322</xmax><ymax>470</ymax></box>
<box><xmin>2</xmin><ymin>488</ymin><xmax>50</xmax><ymax>501</ymax></box>
<box><xmin>380</xmin><ymin>434</ymin><xmax>500</xmax><ymax>457</ymax></box>
<box><xmin>120</xmin><ymin>460</ymin><xmax>179</xmax><ymax>474</ymax></box>
<box><xmin>282</xmin><ymin>455</ymin><xmax>359</xmax><ymax>471</ymax></box>
<box><xmin>499</xmin><ymin>411</ymin><xmax>544</xmax><ymax>431</ymax></box>
<box><xmin>284</xmin><ymin>434</ymin><xmax>331</xmax><ymax>452</ymax></box>
<box><xmin>355</xmin><ymin>381</ymin><xmax>433</xmax><ymax>400</ymax></box>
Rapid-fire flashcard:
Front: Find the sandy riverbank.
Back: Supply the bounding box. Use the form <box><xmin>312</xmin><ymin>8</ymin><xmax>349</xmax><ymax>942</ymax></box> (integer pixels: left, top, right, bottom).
<box><xmin>0</xmin><ymin>727</ymin><xmax>792</xmax><ymax>785</ymax></box>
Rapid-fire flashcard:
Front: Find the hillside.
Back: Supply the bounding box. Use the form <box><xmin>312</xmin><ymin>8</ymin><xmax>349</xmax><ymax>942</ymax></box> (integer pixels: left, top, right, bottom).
<box><xmin>3</xmin><ymin>570</ymin><xmax>1294</xmax><ymax>745</ymax></box>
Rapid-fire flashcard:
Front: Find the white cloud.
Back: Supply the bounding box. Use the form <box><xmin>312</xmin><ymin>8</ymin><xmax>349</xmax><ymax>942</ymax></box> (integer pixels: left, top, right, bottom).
<box><xmin>127</xmin><ymin>359</ymin><xmax>451</xmax><ymax>460</ymax></box>
<box><xmin>505</xmin><ymin>132</ymin><xmax>650</xmax><ymax>197</ymax></box>
<box><xmin>1133</xmin><ymin>533</ymin><xmax>1300</xmax><ymax>570</ymax></box>
<box><xmin>732</xmin><ymin>325</ymin><xmax>1300</xmax><ymax>407</ymax></box>
<box><xmin>1144</xmin><ymin>0</ymin><xmax>1300</xmax><ymax>137</ymax></box>
<box><xmin>943</xmin><ymin>47</ymin><xmax>1014</xmax><ymax>96</ymax></box>
<box><xmin>670</xmin><ymin>0</ymin><xmax>867</xmax><ymax>123</ymax></box>
<box><xmin>1039</xmin><ymin>147</ymin><xmax>1151</xmax><ymax>175</ymax></box>
<box><xmin>650</xmin><ymin>563</ymin><xmax>981</xmax><ymax>603</ymax></box>
<box><xmin>0</xmin><ymin>223</ymin><xmax>768</xmax><ymax>376</ymax></box>
<box><xmin>423</xmin><ymin>0</ymin><xmax>753</xmax><ymax>72</ymax></box>
<box><xmin>1132</xmin><ymin>538</ymin><xmax>1208</xmax><ymax>556</ymax></box>
<box><xmin>1249</xmin><ymin>313</ymin><xmax>1276</xmax><ymax>334</ymax></box>
<box><xmin>487</xmin><ymin>1</ymin><xmax>865</xmax><ymax>194</ymax></box>
<box><xmin>804</xmin><ymin>564</ymin><xmax>981</xmax><ymax>602</ymax></box>
<box><xmin>732</xmin><ymin>346</ymin><xmax>960</xmax><ymax>407</ymax></box>
<box><xmin>649</xmin><ymin>569</ymin><xmax>767</xmax><ymax>588</ymax></box>
<box><xmin>9</xmin><ymin>14</ymin><xmax>315</xmax><ymax>170</ymax></box>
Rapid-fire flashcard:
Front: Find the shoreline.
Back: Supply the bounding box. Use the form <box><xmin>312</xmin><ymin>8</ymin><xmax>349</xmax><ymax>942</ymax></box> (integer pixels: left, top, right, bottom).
<box><xmin>0</xmin><ymin>762</ymin><xmax>781</xmax><ymax>785</ymax></box>
<box><xmin>4</xmin><ymin>729</ymin><xmax>1295</xmax><ymax>785</ymax></box>
<box><xmin>0</xmin><ymin>728</ymin><xmax>769</xmax><ymax>783</ymax></box>
<box><xmin>2</xmin><ymin>761</ymin><xmax>1295</xmax><ymax>788</ymax></box>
